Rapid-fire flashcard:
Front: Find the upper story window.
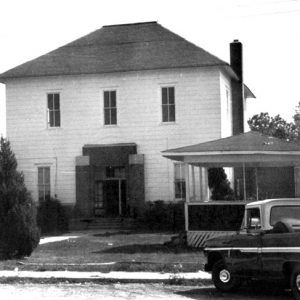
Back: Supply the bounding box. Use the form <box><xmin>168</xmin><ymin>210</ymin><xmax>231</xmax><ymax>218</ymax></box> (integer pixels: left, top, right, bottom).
<box><xmin>104</xmin><ymin>90</ymin><xmax>117</xmax><ymax>125</ymax></box>
<box><xmin>38</xmin><ymin>166</ymin><xmax>50</xmax><ymax>202</ymax></box>
<box><xmin>47</xmin><ymin>93</ymin><xmax>60</xmax><ymax>127</ymax></box>
<box><xmin>162</xmin><ymin>87</ymin><xmax>175</xmax><ymax>122</ymax></box>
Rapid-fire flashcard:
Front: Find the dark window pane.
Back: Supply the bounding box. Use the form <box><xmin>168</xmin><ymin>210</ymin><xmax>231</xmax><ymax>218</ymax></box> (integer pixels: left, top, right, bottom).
<box><xmin>55</xmin><ymin>110</ymin><xmax>60</xmax><ymax>127</ymax></box>
<box><xmin>54</xmin><ymin>94</ymin><xmax>60</xmax><ymax>109</ymax></box>
<box><xmin>38</xmin><ymin>168</ymin><xmax>43</xmax><ymax>184</ymax></box>
<box><xmin>104</xmin><ymin>109</ymin><xmax>110</xmax><ymax>125</ymax></box>
<box><xmin>175</xmin><ymin>181</ymin><xmax>186</xmax><ymax>199</ymax></box>
<box><xmin>111</xmin><ymin>108</ymin><xmax>117</xmax><ymax>124</ymax></box>
<box><xmin>38</xmin><ymin>189</ymin><xmax>45</xmax><ymax>202</ymax></box>
<box><xmin>104</xmin><ymin>91</ymin><xmax>110</xmax><ymax>107</ymax></box>
<box><xmin>162</xmin><ymin>105</ymin><xmax>168</xmax><ymax>122</ymax></box>
<box><xmin>162</xmin><ymin>88</ymin><xmax>168</xmax><ymax>104</ymax></box>
<box><xmin>168</xmin><ymin>87</ymin><xmax>175</xmax><ymax>104</ymax></box>
<box><xmin>48</xmin><ymin>94</ymin><xmax>53</xmax><ymax>110</ymax></box>
<box><xmin>110</xmin><ymin>91</ymin><xmax>116</xmax><ymax>107</ymax></box>
<box><xmin>114</xmin><ymin>167</ymin><xmax>125</xmax><ymax>178</ymax></box>
<box><xmin>45</xmin><ymin>185</ymin><xmax>50</xmax><ymax>198</ymax></box>
<box><xmin>44</xmin><ymin>167</ymin><xmax>50</xmax><ymax>184</ymax></box>
<box><xmin>106</xmin><ymin>166</ymin><xmax>115</xmax><ymax>178</ymax></box>
<box><xmin>169</xmin><ymin>104</ymin><xmax>175</xmax><ymax>122</ymax></box>
<box><xmin>49</xmin><ymin>111</ymin><xmax>54</xmax><ymax>127</ymax></box>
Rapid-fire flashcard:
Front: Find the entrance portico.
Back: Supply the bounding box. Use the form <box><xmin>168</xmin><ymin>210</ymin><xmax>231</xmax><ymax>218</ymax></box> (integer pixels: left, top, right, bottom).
<box><xmin>75</xmin><ymin>143</ymin><xmax>145</xmax><ymax>218</ymax></box>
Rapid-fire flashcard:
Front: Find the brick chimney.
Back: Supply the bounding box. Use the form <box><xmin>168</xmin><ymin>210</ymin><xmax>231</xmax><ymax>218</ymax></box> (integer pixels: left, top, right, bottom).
<box><xmin>230</xmin><ymin>40</ymin><xmax>244</xmax><ymax>135</ymax></box>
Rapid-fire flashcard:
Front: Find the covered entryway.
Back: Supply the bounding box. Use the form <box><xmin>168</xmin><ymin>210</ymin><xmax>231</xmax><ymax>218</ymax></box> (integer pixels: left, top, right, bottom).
<box><xmin>162</xmin><ymin>131</ymin><xmax>300</xmax><ymax>247</ymax></box>
<box><xmin>75</xmin><ymin>143</ymin><xmax>145</xmax><ymax>218</ymax></box>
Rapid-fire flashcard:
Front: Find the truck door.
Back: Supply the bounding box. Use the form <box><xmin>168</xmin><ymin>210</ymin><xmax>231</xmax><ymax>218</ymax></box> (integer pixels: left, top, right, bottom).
<box><xmin>229</xmin><ymin>206</ymin><xmax>263</xmax><ymax>276</ymax></box>
<box><xmin>261</xmin><ymin>232</ymin><xmax>294</xmax><ymax>279</ymax></box>
<box><xmin>229</xmin><ymin>233</ymin><xmax>263</xmax><ymax>277</ymax></box>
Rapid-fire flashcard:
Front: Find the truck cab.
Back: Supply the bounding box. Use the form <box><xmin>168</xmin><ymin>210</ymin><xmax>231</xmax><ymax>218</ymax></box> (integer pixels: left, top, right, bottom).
<box><xmin>204</xmin><ymin>199</ymin><xmax>300</xmax><ymax>299</ymax></box>
<box><xmin>242</xmin><ymin>198</ymin><xmax>300</xmax><ymax>233</ymax></box>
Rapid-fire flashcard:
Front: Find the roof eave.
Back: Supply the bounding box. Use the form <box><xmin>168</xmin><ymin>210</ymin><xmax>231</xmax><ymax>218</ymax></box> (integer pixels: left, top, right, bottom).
<box><xmin>244</xmin><ymin>83</ymin><xmax>256</xmax><ymax>99</ymax></box>
<box><xmin>162</xmin><ymin>151</ymin><xmax>300</xmax><ymax>156</ymax></box>
<box><xmin>0</xmin><ymin>63</ymin><xmax>230</xmax><ymax>84</ymax></box>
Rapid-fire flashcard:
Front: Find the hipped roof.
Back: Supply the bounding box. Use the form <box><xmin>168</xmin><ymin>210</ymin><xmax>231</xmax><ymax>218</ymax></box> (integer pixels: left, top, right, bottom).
<box><xmin>0</xmin><ymin>22</ymin><xmax>234</xmax><ymax>82</ymax></box>
<box><xmin>162</xmin><ymin>131</ymin><xmax>300</xmax><ymax>167</ymax></box>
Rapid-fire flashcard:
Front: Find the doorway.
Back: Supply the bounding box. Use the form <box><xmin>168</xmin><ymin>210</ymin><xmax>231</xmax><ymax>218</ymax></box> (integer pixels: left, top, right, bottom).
<box><xmin>100</xmin><ymin>179</ymin><xmax>126</xmax><ymax>216</ymax></box>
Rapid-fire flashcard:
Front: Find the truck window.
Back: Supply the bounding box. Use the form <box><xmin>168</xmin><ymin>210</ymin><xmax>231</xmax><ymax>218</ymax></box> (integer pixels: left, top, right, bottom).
<box><xmin>270</xmin><ymin>206</ymin><xmax>300</xmax><ymax>226</ymax></box>
<box><xmin>246</xmin><ymin>207</ymin><xmax>261</xmax><ymax>229</ymax></box>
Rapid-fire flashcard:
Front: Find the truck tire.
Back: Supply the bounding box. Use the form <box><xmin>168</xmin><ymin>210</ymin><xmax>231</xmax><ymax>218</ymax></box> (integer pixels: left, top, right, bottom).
<box><xmin>212</xmin><ymin>260</ymin><xmax>240</xmax><ymax>292</ymax></box>
<box><xmin>291</xmin><ymin>266</ymin><xmax>300</xmax><ymax>300</ymax></box>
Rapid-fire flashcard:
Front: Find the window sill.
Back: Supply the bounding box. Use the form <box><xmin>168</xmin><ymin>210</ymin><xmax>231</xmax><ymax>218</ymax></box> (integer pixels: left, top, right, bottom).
<box><xmin>47</xmin><ymin>126</ymin><xmax>62</xmax><ymax>130</ymax></box>
<box><xmin>175</xmin><ymin>198</ymin><xmax>186</xmax><ymax>201</ymax></box>
<box><xmin>103</xmin><ymin>124</ymin><xmax>118</xmax><ymax>128</ymax></box>
<box><xmin>159</xmin><ymin>122</ymin><xmax>177</xmax><ymax>126</ymax></box>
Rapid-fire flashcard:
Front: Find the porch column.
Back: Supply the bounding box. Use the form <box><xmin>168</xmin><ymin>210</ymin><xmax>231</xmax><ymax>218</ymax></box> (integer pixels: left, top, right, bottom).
<box><xmin>184</xmin><ymin>163</ymin><xmax>190</xmax><ymax>231</ymax></box>
<box><xmin>243</xmin><ymin>163</ymin><xmax>247</xmax><ymax>201</ymax></box>
<box><xmin>199</xmin><ymin>167</ymin><xmax>209</xmax><ymax>202</ymax></box>
<box><xmin>294</xmin><ymin>166</ymin><xmax>300</xmax><ymax>197</ymax></box>
<box><xmin>191</xmin><ymin>165</ymin><xmax>196</xmax><ymax>201</ymax></box>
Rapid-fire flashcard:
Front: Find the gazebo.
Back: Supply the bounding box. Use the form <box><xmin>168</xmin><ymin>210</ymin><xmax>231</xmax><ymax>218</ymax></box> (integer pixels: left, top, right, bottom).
<box><xmin>162</xmin><ymin>131</ymin><xmax>300</xmax><ymax>247</ymax></box>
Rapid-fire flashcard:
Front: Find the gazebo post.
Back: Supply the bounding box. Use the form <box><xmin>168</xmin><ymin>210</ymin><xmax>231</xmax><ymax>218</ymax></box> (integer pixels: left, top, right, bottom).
<box><xmin>199</xmin><ymin>167</ymin><xmax>209</xmax><ymax>202</ymax></box>
<box><xmin>255</xmin><ymin>167</ymin><xmax>259</xmax><ymax>200</ymax></box>
<box><xmin>243</xmin><ymin>162</ymin><xmax>246</xmax><ymax>201</ymax></box>
<box><xmin>192</xmin><ymin>165</ymin><xmax>196</xmax><ymax>201</ymax></box>
<box><xmin>294</xmin><ymin>166</ymin><xmax>300</xmax><ymax>197</ymax></box>
<box><xmin>184</xmin><ymin>163</ymin><xmax>190</xmax><ymax>232</ymax></box>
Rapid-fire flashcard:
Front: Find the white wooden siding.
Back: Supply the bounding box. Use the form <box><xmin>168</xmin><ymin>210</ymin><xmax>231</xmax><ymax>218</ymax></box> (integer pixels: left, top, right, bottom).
<box><xmin>6</xmin><ymin>67</ymin><xmax>228</xmax><ymax>204</ymax></box>
<box><xmin>220</xmin><ymin>71</ymin><xmax>233</xmax><ymax>138</ymax></box>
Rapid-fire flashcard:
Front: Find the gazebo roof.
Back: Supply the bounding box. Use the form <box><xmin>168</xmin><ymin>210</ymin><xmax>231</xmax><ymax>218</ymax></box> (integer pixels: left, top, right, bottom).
<box><xmin>162</xmin><ymin>131</ymin><xmax>300</xmax><ymax>167</ymax></box>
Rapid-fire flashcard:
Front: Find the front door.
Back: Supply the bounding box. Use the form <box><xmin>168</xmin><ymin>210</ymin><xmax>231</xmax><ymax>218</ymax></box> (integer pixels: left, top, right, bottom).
<box><xmin>104</xmin><ymin>180</ymin><xmax>119</xmax><ymax>216</ymax></box>
<box><xmin>103</xmin><ymin>179</ymin><xmax>126</xmax><ymax>216</ymax></box>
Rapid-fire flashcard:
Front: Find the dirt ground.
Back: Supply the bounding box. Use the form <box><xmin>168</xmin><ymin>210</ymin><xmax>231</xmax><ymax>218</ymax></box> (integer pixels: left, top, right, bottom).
<box><xmin>0</xmin><ymin>230</ymin><xmax>205</xmax><ymax>273</ymax></box>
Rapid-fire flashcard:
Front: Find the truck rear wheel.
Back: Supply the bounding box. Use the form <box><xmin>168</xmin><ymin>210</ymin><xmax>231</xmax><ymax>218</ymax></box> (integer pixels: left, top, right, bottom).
<box><xmin>291</xmin><ymin>266</ymin><xmax>300</xmax><ymax>300</ymax></box>
<box><xmin>212</xmin><ymin>260</ymin><xmax>240</xmax><ymax>292</ymax></box>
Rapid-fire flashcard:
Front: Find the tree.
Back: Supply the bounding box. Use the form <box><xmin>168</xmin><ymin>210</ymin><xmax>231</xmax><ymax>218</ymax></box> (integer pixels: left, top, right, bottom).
<box><xmin>0</xmin><ymin>137</ymin><xmax>40</xmax><ymax>259</ymax></box>
<box><xmin>248</xmin><ymin>112</ymin><xmax>299</xmax><ymax>141</ymax></box>
<box><xmin>208</xmin><ymin>168</ymin><xmax>235</xmax><ymax>201</ymax></box>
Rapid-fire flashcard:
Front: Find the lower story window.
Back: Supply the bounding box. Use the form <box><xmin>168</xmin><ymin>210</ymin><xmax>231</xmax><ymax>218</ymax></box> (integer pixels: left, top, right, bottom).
<box><xmin>38</xmin><ymin>167</ymin><xmax>50</xmax><ymax>202</ymax></box>
<box><xmin>174</xmin><ymin>163</ymin><xmax>186</xmax><ymax>199</ymax></box>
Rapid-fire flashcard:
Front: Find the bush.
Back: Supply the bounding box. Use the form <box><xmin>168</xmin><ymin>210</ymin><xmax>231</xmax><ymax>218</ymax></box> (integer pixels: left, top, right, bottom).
<box><xmin>208</xmin><ymin>168</ymin><xmax>235</xmax><ymax>200</ymax></box>
<box><xmin>37</xmin><ymin>197</ymin><xmax>69</xmax><ymax>234</ymax></box>
<box><xmin>140</xmin><ymin>200</ymin><xmax>184</xmax><ymax>231</ymax></box>
<box><xmin>0</xmin><ymin>137</ymin><xmax>40</xmax><ymax>259</ymax></box>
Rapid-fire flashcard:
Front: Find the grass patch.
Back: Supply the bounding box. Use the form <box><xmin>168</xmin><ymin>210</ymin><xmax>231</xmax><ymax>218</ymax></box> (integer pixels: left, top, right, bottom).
<box><xmin>0</xmin><ymin>231</ymin><xmax>205</xmax><ymax>273</ymax></box>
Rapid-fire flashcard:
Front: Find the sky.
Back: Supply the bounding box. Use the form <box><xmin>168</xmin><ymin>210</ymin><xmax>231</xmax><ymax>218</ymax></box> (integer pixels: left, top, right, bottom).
<box><xmin>0</xmin><ymin>0</ymin><xmax>300</xmax><ymax>137</ymax></box>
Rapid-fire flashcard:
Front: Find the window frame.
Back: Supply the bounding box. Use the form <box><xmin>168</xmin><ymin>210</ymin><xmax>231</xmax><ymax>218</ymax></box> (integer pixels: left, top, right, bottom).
<box><xmin>161</xmin><ymin>86</ymin><xmax>176</xmax><ymax>123</ymax></box>
<box><xmin>174</xmin><ymin>163</ymin><xmax>186</xmax><ymax>200</ymax></box>
<box><xmin>103</xmin><ymin>90</ymin><xmax>117</xmax><ymax>126</ymax></box>
<box><xmin>37</xmin><ymin>166</ymin><xmax>51</xmax><ymax>202</ymax></box>
<box><xmin>47</xmin><ymin>92</ymin><xmax>61</xmax><ymax>128</ymax></box>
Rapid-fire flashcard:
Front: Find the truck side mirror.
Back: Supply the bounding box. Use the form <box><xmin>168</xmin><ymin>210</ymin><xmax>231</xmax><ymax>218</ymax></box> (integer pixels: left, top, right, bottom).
<box><xmin>250</xmin><ymin>217</ymin><xmax>261</xmax><ymax>229</ymax></box>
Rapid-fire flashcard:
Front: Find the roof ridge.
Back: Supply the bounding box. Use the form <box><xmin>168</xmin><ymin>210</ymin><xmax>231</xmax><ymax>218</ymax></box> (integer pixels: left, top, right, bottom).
<box><xmin>103</xmin><ymin>21</ymin><xmax>157</xmax><ymax>28</ymax></box>
<box><xmin>62</xmin><ymin>39</ymin><xmax>191</xmax><ymax>48</ymax></box>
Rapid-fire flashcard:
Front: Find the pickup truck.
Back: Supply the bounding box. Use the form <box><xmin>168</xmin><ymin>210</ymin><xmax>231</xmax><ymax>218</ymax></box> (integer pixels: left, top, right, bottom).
<box><xmin>204</xmin><ymin>198</ymin><xmax>300</xmax><ymax>299</ymax></box>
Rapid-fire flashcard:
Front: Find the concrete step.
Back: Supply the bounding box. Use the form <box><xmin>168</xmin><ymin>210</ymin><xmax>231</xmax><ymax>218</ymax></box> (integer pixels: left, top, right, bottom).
<box><xmin>69</xmin><ymin>218</ymin><xmax>137</xmax><ymax>231</ymax></box>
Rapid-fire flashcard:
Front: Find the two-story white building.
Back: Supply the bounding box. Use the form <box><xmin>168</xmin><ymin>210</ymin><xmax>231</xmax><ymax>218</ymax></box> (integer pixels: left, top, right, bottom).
<box><xmin>0</xmin><ymin>21</ymin><xmax>252</xmax><ymax>218</ymax></box>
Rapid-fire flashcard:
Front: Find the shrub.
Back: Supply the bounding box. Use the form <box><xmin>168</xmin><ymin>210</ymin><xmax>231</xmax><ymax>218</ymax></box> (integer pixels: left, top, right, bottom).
<box><xmin>140</xmin><ymin>200</ymin><xmax>184</xmax><ymax>231</ymax></box>
<box><xmin>37</xmin><ymin>197</ymin><xmax>69</xmax><ymax>234</ymax></box>
<box><xmin>0</xmin><ymin>137</ymin><xmax>40</xmax><ymax>259</ymax></box>
<box><xmin>208</xmin><ymin>168</ymin><xmax>235</xmax><ymax>200</ymax></box>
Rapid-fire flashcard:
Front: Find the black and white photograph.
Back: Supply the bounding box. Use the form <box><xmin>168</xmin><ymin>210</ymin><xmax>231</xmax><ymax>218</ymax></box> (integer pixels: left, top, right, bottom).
<box><xmin>0</xmin><ymin>0</ymin><xmax>300</xmax><ymax>299</ymax></box>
